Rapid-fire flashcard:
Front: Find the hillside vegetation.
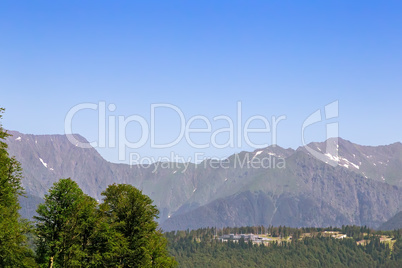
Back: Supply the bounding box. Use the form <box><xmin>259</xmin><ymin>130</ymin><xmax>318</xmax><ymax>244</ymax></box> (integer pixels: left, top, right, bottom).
<box><xmin>166</xmin><ymin>226</ymin><xmax>402</xmax><ymax>267</ymax></box>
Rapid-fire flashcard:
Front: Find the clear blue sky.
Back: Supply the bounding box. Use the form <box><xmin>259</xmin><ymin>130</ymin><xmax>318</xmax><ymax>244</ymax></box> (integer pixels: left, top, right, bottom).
<box><xmin>1</xmin><ymin>1</ymin><xmax>401</xmax><ymax>163</ymax></box>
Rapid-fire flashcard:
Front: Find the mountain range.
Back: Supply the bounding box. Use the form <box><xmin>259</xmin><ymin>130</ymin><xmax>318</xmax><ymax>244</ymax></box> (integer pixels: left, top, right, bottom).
<box><xmin>6</xmin><ymin>130</ymin><xmax>402</xmax><ymax>231</ymax></box>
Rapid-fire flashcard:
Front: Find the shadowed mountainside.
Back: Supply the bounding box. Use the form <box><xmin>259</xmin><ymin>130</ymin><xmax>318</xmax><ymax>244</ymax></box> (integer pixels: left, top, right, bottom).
<box><xmin>378</xmin><ymin>211</ymin><xmax>402</xmax><ymax>230</ymax></box>
<box><xmin>6</xmin><ymin>131</ymin><xmax>402</xmax><ymax>230</ymax></box>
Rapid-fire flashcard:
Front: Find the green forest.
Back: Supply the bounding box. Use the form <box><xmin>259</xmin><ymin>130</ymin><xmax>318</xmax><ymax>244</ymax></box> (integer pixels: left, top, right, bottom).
<box><xmin>166</xmin><ymin>227</ymin><xmax>402</xmax><ymax>267</ymax></box>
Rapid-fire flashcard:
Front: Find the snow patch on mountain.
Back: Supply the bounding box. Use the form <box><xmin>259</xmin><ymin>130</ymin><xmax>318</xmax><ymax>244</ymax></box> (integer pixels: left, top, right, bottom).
<box><xmin>39</xmin><ymin>158</ymin><xmax>48</xmax><ymax>168</ymax></box>
<box><xmin>325</xmin><ymin>153</ymin><xmax>340</xmax><ymax>162</ymax></box>
<box><xmin>251</xmin><ymin>151</ymin><xmax>263</xmax><ymax>160</ymax></box>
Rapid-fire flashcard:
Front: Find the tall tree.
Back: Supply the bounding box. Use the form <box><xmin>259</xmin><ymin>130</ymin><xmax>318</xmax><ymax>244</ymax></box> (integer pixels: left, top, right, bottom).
<box><xmin>35</xmin><ymin>178</ymin><xmax>97</xmax><ymax>268</ymax></box>
<box><xmin>96</xmin><ymin>184</ymin><xmax>176</xmax><ymax>267</ymax></box>
<box><xmin>0</xmin><ymin>108</ymin><xmax>36</xmax><ymax>267</ymax></box>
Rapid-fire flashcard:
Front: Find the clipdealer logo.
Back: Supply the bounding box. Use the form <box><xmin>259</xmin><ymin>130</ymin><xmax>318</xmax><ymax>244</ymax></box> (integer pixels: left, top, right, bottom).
<box><xmin>64</xmin><ymin>100</ymin><xmax>339</xmax><ymax>169</ymax></box>
<box><xmin>64</xmin><ymin>102</ymin><xmax>287</xmax><ymax>162</ymax></box>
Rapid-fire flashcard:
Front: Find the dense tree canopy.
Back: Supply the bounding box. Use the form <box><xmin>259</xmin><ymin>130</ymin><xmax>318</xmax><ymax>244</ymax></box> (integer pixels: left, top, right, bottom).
<box><xmin>34</xmin><ymin>178</ymin><xmax>98</xmax><ymax>267</ymax></box>
<box><xmin>166</xmin><ymin>227</ymin><xmax>402</xmax><ymax>268</ymax></box>
<box><xmin>34</xmin><ymin>181</ymin><xmax>176</xmax><ymax>267</ymax></box>
<box><xmin>0</xmin><ymin>108</ymin><xmax>36</xmax><ymax>267</ymax></box>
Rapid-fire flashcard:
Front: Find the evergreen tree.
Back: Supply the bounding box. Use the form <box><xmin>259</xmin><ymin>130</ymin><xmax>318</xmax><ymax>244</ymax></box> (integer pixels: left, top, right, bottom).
<box><xmin>392</xmin><ymin>237</ymin><xmax>402</xmax><ymax>261</ymax></box>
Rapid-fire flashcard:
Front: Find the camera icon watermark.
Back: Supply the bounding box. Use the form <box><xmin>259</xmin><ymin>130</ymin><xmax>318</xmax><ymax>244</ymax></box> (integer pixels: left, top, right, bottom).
<box><xmin>301</xmin><ymin>101</ymin><xmax>339</xmax><ymax>167</ymax></box>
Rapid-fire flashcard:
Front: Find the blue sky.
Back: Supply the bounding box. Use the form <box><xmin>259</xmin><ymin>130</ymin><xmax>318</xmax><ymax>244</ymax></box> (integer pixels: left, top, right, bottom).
<box><xmin>1</xmin><ymin>1</ymin><xmax>401</xmax><ymax>163</ymax></box>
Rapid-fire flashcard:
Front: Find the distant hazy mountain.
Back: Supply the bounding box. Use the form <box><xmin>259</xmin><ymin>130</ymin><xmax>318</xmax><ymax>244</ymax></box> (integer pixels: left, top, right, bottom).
<box><xmin>301</xmin><ymin>138</ymin><xmax>402</xmax><ymax>186</ymax></box>
<box><xmin>161</xmin><ymin>148</ymin><xmax>402</xmax><ymax>231</ymax></box>
<box><xmin>6</xmin><ymin>131</ymin><xmax>402</xmax><ymax>231</ymax></box>
<box><xmin>378</xmin><ymin>211</ymin><xmax>402</xmax><ymax>230</ymax></box>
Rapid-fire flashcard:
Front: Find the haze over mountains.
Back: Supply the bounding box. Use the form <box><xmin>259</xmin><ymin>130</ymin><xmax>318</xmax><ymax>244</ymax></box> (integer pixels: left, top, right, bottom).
<box><xmin>6</xmin><ymin>130</ymin><xmax>402</xmax><ymax>231</ymax></box>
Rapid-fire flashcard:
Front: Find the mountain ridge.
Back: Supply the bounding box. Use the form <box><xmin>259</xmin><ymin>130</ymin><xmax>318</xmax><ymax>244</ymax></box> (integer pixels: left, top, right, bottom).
<box><xmin>5</xmin><ymin>130</ymin><xmax>402</xmax><ymax>230</ymax></box>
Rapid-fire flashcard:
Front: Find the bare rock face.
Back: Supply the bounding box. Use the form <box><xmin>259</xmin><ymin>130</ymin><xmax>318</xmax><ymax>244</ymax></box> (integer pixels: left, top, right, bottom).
<box><xmin>6</xmin><ymin>131</ymin><xmax>402</xmax><ymax>230</ymax></box>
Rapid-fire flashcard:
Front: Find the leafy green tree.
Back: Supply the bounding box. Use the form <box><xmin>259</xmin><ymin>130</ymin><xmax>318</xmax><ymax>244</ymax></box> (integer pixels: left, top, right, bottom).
<box><xmin>0</xmin><ymin>108</ymin><xmax>37</xmax><ymax>267</ymax></box>
<box><xmin>95</xmin><ymin>184</ymin><xmax>176</xmax><ymax>267</ymax></box>
<box><xmin>35</xmin><ymin>178</ymin><xmax>97</xmax><ymax>267</ymax></box>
